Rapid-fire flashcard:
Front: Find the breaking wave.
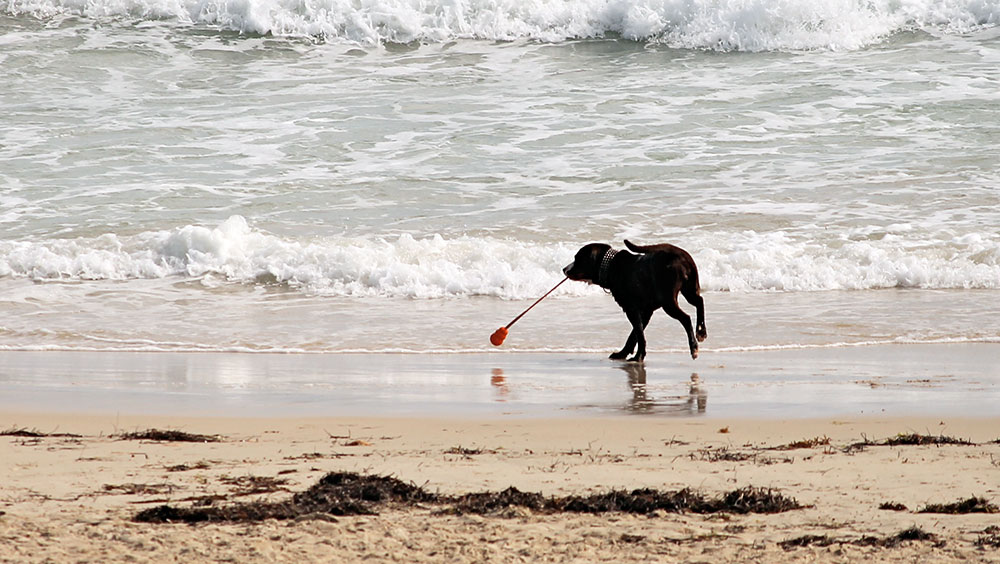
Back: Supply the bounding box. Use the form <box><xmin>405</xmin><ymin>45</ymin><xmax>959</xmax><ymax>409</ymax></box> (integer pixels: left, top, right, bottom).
<box><xmin>2</xmin><ymin>216</ymin><xmax>998</xmax><ymax>298</ymax></box>
<box><xmin>5</xmin><ymin>0</ymin><xmax>999</xmax><ymax>50</ymax></box>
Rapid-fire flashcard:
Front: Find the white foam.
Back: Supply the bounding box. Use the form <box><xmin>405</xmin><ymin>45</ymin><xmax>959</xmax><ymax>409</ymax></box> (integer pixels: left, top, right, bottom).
<box><xmin>2</xmin><ymin>216</ymin><xmax>999</xmax><ymax>297</ymax></box>
<box><xmin>4</xmin><ymin>0</ymin><xmax>998</xmax><ymax>50</ymax></box>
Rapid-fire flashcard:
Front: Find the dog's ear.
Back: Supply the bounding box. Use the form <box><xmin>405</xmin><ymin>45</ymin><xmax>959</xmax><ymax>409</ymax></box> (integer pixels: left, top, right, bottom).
<box><xmin>589</xmin><ymin>244</ymin><xmax>611</xmax><ymax>265</ymax></box>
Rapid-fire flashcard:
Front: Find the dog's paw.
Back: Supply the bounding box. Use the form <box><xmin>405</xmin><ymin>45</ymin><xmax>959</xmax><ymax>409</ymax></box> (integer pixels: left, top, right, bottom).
<box><xmin>627</xmin><ymin>355</ymin><xmax>645</xmax><ymax>363</ymax></box>
<box><xmin>690</xmin><ymin>348</ymin><xmax>699</xmax><ymax>360</ymax></box>
<box><xmin>697</xmin><ymin>326</ymin><xmax>707</xmax><ymax>342</ymax></box>
<box><xmin>609</xmin><ymin>351</ymin><xmax>629</xmax><ymax>360</ymax></box>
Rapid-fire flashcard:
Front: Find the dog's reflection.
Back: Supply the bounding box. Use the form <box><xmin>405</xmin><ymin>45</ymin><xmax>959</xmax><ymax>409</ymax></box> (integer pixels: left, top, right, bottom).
<box><xmin>619</xmin><ymin>363</ymin><xmax>706</xmax><ymax>415</ymax></box>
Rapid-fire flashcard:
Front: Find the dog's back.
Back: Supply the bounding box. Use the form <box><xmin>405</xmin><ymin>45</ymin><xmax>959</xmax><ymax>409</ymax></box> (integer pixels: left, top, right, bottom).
<box><xmin>624</xmin><ymin>239</ymin><xmax>700</xmax><ymax>293</ymax></box>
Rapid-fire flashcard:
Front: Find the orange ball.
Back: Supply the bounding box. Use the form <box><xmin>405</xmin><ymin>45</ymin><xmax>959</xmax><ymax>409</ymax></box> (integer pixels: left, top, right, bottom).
<box><xmin>490</xmin><ymin>327</ymin><xmax>508</xmax><ymax>346</ymax></box>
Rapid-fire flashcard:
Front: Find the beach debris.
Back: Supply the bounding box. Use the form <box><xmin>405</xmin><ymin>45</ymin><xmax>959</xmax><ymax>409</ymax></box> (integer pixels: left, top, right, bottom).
<box><xmin>342</xmin><ymin>439</ymin><xmax>373</xmax><ymax>447</ymax></box>
<box><xmin>878</xmin><ymin>501</ymin><xmax>908</xmax><ymax>511</ymax></box>
<box><xmin>772</xmin><ymin>436</ymin><xmax>831</xmax><ymax>450</ymax></box>
<box><xmin>975</xmin><ymin>526</ymin><xmax>1000</xmax><ymax>548</ymax></box>
<box><xmin>103</xmin><ymin>483</ymin><xmax>175</xmax><ymax>496</ymax></box>
<box><xmin>780</xmin><ymin>526</ymin><xmax>942</xmax><ymax>550</ymax></box>
<box><xmin>444</xmin><ymin>446</ymin><xmax>484</xmax><ymax>456</ymax></box>
<box><xmin>133</xmin><ymin>471</ymin><xmax>803</xmax><ymax>524</ymax></box>
<box><xmin>884</xmin><ymin>433</ymin><xmax>973</xmax><ymax>446</ymax></box>
<box><xmin>219</xmin><ymin>475</ymin><xmax>290</xmax><ymax>496</ymax></box>
<box><xmin>690</xmin><ymin>447</ymin><xmax>790</xmax><ymax>466</ymax></box>
<box><xmin>115</xmin><ymin>429</ymin><xmax>222</xmax><ymax>443</ymax></box>
<box><xmin>1</xmin><ymin>426</ymin><xmax>81</xmax><ymax>438</ymax></box>
<box><xmin>165</xmin><ymin>461</ymin><xmax>212</xmax><ymax>472</ymax></box>
<box><xmin>848</xmin><ymin>433</ymin><xmax>975</xmax><ymax>452</ymax></box>
<box><xmin>918</xmin><ymin>496</ymin><xmax>998</xmax><ymax>514</ymax></box>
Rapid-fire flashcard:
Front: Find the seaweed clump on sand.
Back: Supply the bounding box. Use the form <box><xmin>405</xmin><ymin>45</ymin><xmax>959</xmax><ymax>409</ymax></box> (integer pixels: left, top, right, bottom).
<box><xmin>549</xmin><ymin>486</ymin><xmax>799</xmax><ymax>516</ymax></box>
<box><xmin>1</xmin><ymin>426</ymin><xmax>81</xmax><ymax>438</ymax></box>
<box><xmin>918</xmin><ymin>496</ymin><xmax>998</xmax><ymax>514</ymax></box>
<box><xmin>135</xmin><ymin>472</ymin><xmax>437</xmax><ymax>523</ymax></box>
<box><xmin>976</xmin><ymin>526</ymin><xmax>1000</xmax><ymax>548</ymax></box>
<box><xmin>884</xmin><ymin>433</ymin><xmax>973</xmax><ymax>446</ymax></box>
<box><xmin>135</xmin><ymin>472</ymin><xmax>803</xmax><ymax>524</ymax></box>
<box><xmin>780</xmin><ymin>527</ymin><xmax>942</xmax><ymax>550</ymax></box>
<box><xmin>116</xmin><ymin>429</ymin><xmax>221</xmax><ymax>443</ymax></box>
<box><xmin>846</xmin><ymin>433</ymin><xmax>976</xmax><ymax>453</ymax></box>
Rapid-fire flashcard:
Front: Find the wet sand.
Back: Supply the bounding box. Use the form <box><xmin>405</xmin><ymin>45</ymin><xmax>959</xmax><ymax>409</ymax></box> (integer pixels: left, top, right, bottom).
<box><xmin>0</xmin><ymin>343</ymin><xmax>997</xmax><ymax>418</ymax></box>
<box><xmin>1</xmin><ymin>412</ymin><xmax>999</xmax><ymax>563</ymax></box>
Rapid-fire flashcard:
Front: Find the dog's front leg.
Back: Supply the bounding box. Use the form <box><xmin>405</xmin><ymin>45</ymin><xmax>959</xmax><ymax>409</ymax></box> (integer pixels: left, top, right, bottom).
<box><xmin>610</xmin><ymin>332</ymin><xmax>637</xmax><ymax>360</ymax></box>
<box><xmin>611</xmin><ymin>309</ymin><xmax>651</xmax><ymax>361</ymax></box>
<box><xmin>625</xmin><ymin>309</ymin><xmax>650</xmax><ymax>363</ymax></box>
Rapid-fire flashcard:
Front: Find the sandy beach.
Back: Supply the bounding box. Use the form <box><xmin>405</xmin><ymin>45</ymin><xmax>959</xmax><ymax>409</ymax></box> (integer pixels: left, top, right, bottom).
<box><xmin>2</xmin><ymin>410</ymin><xmax>999</xmax><ymax>563</ymax></box>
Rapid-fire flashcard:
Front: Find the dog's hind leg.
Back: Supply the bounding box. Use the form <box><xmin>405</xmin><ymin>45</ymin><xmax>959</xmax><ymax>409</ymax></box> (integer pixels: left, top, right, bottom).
<box><xmin>681</xmin><ymin>283</ymin><xmax>707</xmax><ymax>342</ymax></box>
<box><xmin>662</xmin><ymin>299</ymin><xmax>698</xmax><ymax>360</ymax></box>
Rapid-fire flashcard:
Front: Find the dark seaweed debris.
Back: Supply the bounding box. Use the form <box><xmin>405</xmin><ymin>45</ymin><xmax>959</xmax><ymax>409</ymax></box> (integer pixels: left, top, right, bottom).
<box><xmin>1</xmin><ymin>426</ymin><xmax>81</xmax><ymax>438</ymax></box>
<box><xmin>918</xmin><ymin>496</ymin><xmax>998</xmax><ymax>514</ymax></box>
<box><xmin>884</xmin><ymin>433</ymin><xmax>973</xmax><ymax>446</ymax></box>
<box><xmin>116</xmin><ymin>429</ymin><xmax>221</xmax><ymax>443</ymax></box>
<box><xmin>976</xmin><ymin>526</ymin><xmax>1000</xmax><ymax>548</ymax></box>
<box><xmin>849</xmin><ymin>433</ymin><xmax>974</xmax><ymax>451</ymax></box>
<box><xmin>780</xmin><ymin>527</ymin><xmax>942</xmax><ymax>550</ymax></box>
<box><xmin>772</xmin><ymin>436</ymin><xmax>831</xmax><ymax>451</ymax></box>
<box><xmin>134</xmin><ymin>472</ymin><xmax>802</xmax><ymax>524</ymax></box>
<box><xmin>878</xmin><ymin>501</ymin><xmax>908</xmax><ymax>511</ymax></box>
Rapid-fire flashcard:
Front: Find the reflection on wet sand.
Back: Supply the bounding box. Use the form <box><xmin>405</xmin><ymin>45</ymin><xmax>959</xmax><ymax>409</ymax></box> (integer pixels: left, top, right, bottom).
<box><xmin>619</xmin><ymin>363</ymin><xmax>707</xmax><ymax>415</ymax></box>
<box><xmin>490</xmin><ymin>368</ymin><xmax>509</xmax><ymax>401</ymax></box>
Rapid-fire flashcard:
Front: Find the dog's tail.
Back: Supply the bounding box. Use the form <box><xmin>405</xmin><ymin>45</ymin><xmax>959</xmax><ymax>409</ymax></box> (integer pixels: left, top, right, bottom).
<box><xmin>624</xmin><ymin>239</ymin><xmax>655</xmax><ymax>254</ymax></box>
<box><xmin>624</xmin><ymin>239</ymin><xmax>685</xmax><ymax>255</ymax></box>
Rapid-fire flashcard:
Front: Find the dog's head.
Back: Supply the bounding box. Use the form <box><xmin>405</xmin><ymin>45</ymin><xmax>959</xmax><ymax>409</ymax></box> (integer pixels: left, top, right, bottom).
<box><xmin>563</xmin><ymin>243</ymin><xmax>613</xmax><ymax>284</ymax></box>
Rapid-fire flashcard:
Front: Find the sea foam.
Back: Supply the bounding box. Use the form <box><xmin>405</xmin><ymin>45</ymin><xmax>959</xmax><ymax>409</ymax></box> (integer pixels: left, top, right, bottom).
<box><xmin>1</xmin><ymin>216</ymin><xmax>998</xmax><ymax>297</ymax></box>
<box><xmin>4</xmin><ymin>0</ymin><xmax>998</xmax><ymax>50</ymax></box>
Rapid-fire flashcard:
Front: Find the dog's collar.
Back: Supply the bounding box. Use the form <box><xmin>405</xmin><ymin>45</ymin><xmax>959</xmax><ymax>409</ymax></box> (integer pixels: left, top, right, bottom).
<box><xmin>598</xmin><ymin>248</ymin><xmax>618</xmax><ymax>288</ymax></box>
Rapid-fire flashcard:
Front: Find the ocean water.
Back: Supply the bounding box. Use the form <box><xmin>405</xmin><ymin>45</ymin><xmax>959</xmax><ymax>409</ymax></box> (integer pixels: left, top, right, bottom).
<box><xmin>2</xmin><ymin>0</ymin><xmax>1000</xmax><ymax>362</ymax></box>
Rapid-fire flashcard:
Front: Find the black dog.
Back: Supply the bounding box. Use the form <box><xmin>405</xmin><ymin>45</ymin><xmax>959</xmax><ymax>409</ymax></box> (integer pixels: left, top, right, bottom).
<box><xmin>563</xmin><ymin>240</ymin><xmax>706</xmax><ymax>362</ymax></box>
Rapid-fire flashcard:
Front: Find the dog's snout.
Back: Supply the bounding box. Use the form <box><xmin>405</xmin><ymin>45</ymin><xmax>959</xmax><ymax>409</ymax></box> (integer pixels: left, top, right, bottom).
<box><xmin>563</xmin><ymin>262</ymin><xmax>574</xmax><ymax>276</ymax></box>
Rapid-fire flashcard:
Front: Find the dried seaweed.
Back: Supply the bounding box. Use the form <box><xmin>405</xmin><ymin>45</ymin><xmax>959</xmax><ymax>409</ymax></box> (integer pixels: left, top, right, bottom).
<box><xmin>116</xmin><ymin>429</ymin><xmax>221</xmax><ymax>443</ymax></box>
<box><xmin>691</xmin><ymin>447</ymin><xmax>789</xmax><ymax>466</ymax></box>
<box><xmin>884</xmin><ymin>433</ymin><xmax>973</xmax><ymax>446</ymax></box>
<box><xmin>847</xmin><ymin>433</ymin><xmax>974</xmax><ymax>452</ymax></box>
<box><xmin>692</xmin><ymin>447</ymin><xmax>754</xmax><ymax>463</ymax></box>
<box><xmin>878</xmin><ymin>501</ymin><xmax>908</xmax><ymax>511</ymax></box>
<box><xmin>856</xmin><ymin>526</ymin><xmax>943</xmax><ymax>548</ymax></box>
<box><xmin>773</xmin><ymin>436</ymin><xmax>831</xmax><ymax>451</ymax></box>
<box><xmin>166</xmin><ymin>461</ymin><xmax>212</xmax><ymax>472</ymax></box>
<box><xmin>1</xmin><ymin>426</ymin><xmax>81</xmax><ymax>438</ymax></box>
<box><xmin>444</xmin><ymin>446</ymin><xmax>493</xmax><ymax>456</ymax></box>
<box><xmin>976</xmin><ymin>526</ymin><xmax>1000</xmax><ymax>548</ymax></box>
<box><xmin>779</xmin><ymin>534</ymin><xmax>836</xmax><ymax>549</ymax></box>
<box><xmin>780</xmin><ymin>527</ymin><xmax>941</xmax><ymax>550</ymax></box>
<box><xmin>918</xmin><ymin>496</ymin><xmax>998</xmax><ymax>514</ymax></box>
<box><xmin>219</xmin><ymin>475</ymin><xmax>290</xmax><ymax>496</ymax></box>
<box><xmin>134</xmin><ymin>471</ymin><xmax>802</xmax><ymax>524</ymax></box>
<box><xmin>103</xmin><ymin>483</ymin><xmax>174</xmax><ymax>495</ymax></box>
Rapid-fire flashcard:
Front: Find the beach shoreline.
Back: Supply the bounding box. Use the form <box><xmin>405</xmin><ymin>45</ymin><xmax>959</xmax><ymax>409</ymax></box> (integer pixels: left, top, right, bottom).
<box><xmin>2</xmin><ymin>410</ymin><xmax>999</xmax><ymax>562</ymax></box>
<box><xmin>0</xmin><ymin>343</ymin><xmax>996</xmax><ymax>419</ymax></box>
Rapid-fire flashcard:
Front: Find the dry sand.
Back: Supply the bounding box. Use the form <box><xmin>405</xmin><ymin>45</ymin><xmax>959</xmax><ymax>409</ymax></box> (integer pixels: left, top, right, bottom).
<box><xmin>2</xmin><ymin>412</ymin><xmax>999</xmax><ymax>563</ymax></box>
